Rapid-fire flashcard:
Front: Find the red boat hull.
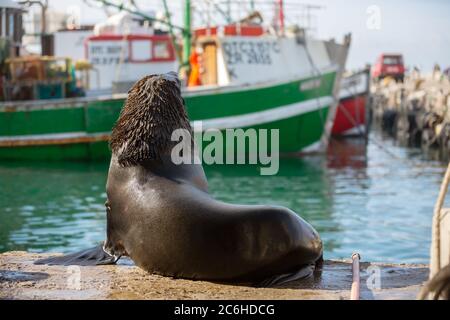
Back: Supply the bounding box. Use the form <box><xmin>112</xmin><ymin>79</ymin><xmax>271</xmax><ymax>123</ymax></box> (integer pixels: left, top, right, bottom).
<box><xmin>332</xmin><ymin>68</ymin><xmax>370</xmax><ymax>136</ymax></box>
<box><xmin>332</xmin><ymin>95</ymin><xmax>367</xmax><ymax>135</ymax></box>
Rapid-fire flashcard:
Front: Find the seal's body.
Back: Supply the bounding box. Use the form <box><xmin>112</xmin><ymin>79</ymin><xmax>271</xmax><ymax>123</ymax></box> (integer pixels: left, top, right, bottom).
<box><xmin>36</xmin><ymin>72</ymin><xmax>323</xmax><ymax>285</ymax></box>
<box><xmin>104</xmin><ymin>154</ymin><xmax>322</xmax><ymax>283</ymax></box>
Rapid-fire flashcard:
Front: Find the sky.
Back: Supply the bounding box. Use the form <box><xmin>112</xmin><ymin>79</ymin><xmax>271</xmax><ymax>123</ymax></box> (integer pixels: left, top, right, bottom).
<box><xmin>24</xmin><ymin>0</ymin><xmax>450</xmax><ymax>71</ymax></box>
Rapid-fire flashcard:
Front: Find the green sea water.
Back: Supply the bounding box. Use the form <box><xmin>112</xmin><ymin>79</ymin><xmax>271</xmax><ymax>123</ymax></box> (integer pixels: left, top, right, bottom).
<box><xmin>0</xmin><ymin>132</ymin><xmax>447</xmax><ymax>263</ymax></box>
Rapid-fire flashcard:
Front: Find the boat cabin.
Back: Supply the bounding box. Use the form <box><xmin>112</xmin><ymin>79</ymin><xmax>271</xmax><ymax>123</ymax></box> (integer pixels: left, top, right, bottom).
<box><xmin>85</xmin><ymin>34</ymin><xmax>177</xmax><ymax>93</ymax></box>
<box><xmin>84</xmin><ymin>17</ymin><xmax>340</xmax><ymax>96</ymax></box>
<box><xmin>189</xmin><ymin>26</ymin><xmax>335</xmax><ymax>89</ymax></box>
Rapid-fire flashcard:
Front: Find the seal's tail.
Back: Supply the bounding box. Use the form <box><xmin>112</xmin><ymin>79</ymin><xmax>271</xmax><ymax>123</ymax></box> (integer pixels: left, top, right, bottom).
<box><xmin>34</xmin><ymin>244</ymin><xmax>119</xmax><ymax>266</ymax></box>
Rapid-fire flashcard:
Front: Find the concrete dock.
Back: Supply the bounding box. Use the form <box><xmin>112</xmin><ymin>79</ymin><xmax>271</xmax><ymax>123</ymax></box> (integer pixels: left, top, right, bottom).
<box><xmin>0</xmin><ymin>252</ymin><xmax>428</xmax><ymax>300</ymax></box>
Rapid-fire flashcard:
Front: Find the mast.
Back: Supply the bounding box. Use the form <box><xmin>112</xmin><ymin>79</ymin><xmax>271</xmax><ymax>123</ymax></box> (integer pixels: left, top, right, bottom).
<box><xmin>278</xmin><ymin>0</ymin><xmax>285</xmax><ymax>35</ymax></box>
<box><xmin>91</xmin><ymin>0</ymin><xmax>185</xmax><ymax>31</ymax></box>
<box><xmin>182</xmin><ymin>0</ymin><xmax>192</xmax><ymax>67</ymax></box>
<box><xmin>162</xmin><ymin>0</ymin><xmax>182</xmax><ymax>64</ymax></box>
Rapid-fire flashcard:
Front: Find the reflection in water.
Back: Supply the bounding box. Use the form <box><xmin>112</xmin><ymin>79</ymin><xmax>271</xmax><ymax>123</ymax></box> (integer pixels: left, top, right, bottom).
<box><xmin>0</xmin><ymin>162</ymin><xmax>109</xmax><ymax>253</ymax></box>
<box><xmin>326</xmin><ymin>134</ymin><xmax>447</xmax><ymax>263</ymax></box>
<box><xmin>327</xmin><ymin>137</ymin><xmax>368</xmax><ymax>170</ymax></box>
<box><xmin>0</xmin><ymin>131</ymin><xmax>447</xmax><ymax>263</ymax></box>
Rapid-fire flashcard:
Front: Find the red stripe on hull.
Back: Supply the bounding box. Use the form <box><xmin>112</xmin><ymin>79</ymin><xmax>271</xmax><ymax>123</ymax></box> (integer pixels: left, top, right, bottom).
<box><xmin>332</xmin><ymin>95</ymin><xmax>367</xmax><ymax>135</ymax></box>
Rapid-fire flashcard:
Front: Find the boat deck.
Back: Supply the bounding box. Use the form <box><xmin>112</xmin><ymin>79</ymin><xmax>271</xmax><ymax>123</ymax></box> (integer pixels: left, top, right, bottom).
<box><xmin>0</xmin><ymin>252</ymin><xmax>428</xmax><ymax>300</ymax></box>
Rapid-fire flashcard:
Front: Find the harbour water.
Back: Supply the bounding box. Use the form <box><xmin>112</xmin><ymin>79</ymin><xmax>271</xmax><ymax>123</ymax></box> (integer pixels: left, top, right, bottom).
<box><xmin>0</xmin><ymin>130</ymin><xmax>447</xmax><ymax>264</ymax></box>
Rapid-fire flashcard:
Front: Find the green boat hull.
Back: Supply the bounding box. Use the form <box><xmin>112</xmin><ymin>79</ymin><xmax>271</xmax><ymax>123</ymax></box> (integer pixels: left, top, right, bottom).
<box><xmin>0</xmin><ymin>71</ymin><xmax>336</xmax><ymax>161</ymax></box>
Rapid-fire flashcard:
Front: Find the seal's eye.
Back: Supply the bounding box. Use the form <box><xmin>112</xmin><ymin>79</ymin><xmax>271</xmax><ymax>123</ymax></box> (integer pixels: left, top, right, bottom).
<box><xmin>105</xmin><ymin>201</ymin><xmax>111</xmax><ymax>214</ymax></box>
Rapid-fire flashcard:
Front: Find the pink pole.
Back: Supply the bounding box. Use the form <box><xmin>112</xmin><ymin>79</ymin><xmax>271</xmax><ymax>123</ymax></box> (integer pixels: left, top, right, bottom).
<box><xmin>350</xmin><ymin>253</ymin><xmax>361</xmax><ymax>300</ymax></box>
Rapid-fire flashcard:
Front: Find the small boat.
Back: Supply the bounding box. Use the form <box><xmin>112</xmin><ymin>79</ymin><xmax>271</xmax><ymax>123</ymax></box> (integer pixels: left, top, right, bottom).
<box><xmin>332</xmin><ymin>67</ymin><xmax>371</xmax><ymax>137</ymax></box>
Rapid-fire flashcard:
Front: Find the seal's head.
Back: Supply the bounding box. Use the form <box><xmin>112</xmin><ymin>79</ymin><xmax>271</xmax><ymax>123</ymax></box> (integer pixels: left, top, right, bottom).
<box><xmin>110</xmin><ymin>72</ymin><xmax>192</xmax><ymax>167</ymax></box>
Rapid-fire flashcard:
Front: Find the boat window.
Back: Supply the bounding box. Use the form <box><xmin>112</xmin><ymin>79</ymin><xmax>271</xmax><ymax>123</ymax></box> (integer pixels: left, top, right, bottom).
<box><xmin>130</xmin><ymin>40</ymin><xmax>152</xmax><ymax>62</ymax></box>
<box><xmin>153</xmin><ymin>41</ymin><xmax>171</xmax><ymax>60</ymax></box>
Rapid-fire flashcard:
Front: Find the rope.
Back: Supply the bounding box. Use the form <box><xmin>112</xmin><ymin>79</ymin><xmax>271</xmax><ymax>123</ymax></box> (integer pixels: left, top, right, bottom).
<box><xmin>303</xmin><ymin>36</ymin><xmax>352</xmax><ymax>150</ymax></box>
<box><xmin>339</xmin><ymin>77</ymin><xmax>366</xmax><ymax>137</ymax></box>
<box><xmin>303</xmin><ymin>39</ymin><xmax>326</xmax><ymax>133</ymax></box>
<box><xmin>333</xmin><ymin>68</ymin><xmax>371</xmax><ymax>144</ymax></box>
<box><xmin>430</xmin><ymin>161</ymin><xmax>450</xmax><ymax>278</ymax></box>
<box><xmin>335</xmin><ymin>96</ymin><xmax>404</xmax><ymax>160</ymax></box>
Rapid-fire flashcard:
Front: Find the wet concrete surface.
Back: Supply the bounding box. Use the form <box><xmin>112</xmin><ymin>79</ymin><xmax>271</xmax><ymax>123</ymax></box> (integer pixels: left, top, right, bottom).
<box><xmin>0</xmin><ymin>251</ymin><xmax>428</xmax><ymax>300</ymax></box>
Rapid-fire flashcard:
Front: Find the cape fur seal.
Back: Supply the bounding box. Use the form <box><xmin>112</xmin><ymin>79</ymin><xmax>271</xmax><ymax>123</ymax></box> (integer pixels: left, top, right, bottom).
<box><xmin>36</xmin><ymin>72</ymin><xmax>323</xmax><ymax>286</ymax></box>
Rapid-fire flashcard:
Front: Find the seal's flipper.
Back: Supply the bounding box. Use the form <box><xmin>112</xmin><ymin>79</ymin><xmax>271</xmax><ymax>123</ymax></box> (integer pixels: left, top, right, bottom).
<box><xmin>34</xmin><ymin>245</ymin><xmax>120</xmax><ymax>266</ymax></box>
<box><xmin>255</xmin><ymin>264</ymin><xmax>315</xmax><ymax>287</ymax></box>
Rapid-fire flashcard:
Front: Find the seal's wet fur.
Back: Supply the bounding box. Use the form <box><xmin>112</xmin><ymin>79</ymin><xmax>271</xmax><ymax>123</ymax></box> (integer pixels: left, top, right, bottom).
<box><xmin>36</xmin><ymin>72</ymin><xmax>323</xmax><ymax>286</ymax></box>
<box><xmin>110</xmin><ymin>73</ymin><xmax>191</xmax><ymax>166</ymax></box>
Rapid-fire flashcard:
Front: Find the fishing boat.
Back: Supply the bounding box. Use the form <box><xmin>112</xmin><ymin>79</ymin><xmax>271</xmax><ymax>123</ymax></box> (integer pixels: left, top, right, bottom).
<box><xmin>0</xmin><ymin>2</ymin><xmax>351</xmax><ymax>161</ymax></box>
<box><xmin>332</xmin><ymin>67</ymin><xmax>371</xmax><ymax>137</ymax></box>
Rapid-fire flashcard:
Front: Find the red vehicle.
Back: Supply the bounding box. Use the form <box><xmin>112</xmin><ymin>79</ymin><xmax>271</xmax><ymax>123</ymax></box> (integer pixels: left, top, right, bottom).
<box><xmin>372</xmin><ymin>54</ymin><xmax>405</xmax><ymax>82</ymax></box>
